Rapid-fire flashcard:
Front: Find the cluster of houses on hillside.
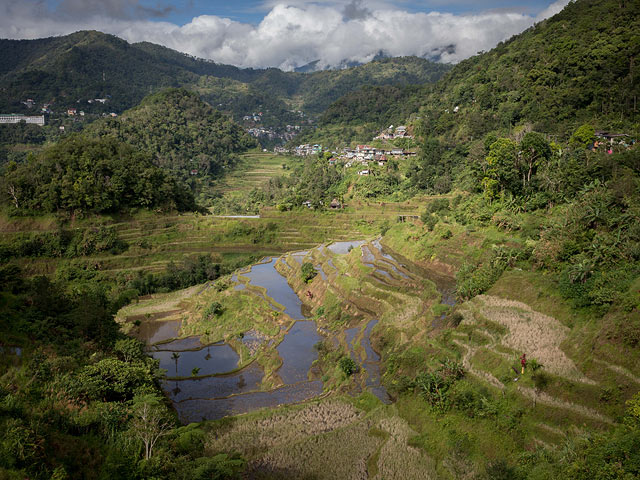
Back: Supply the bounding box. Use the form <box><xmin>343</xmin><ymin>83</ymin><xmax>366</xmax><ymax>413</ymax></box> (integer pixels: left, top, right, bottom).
<box><xmin>374</xmin><ymin>125</ymin><xmax>413</xmax><ymax>140</ymax></box>
<box><xmin>248</xmin><ymin>127</ymin><xmax>299</xmax><ymax>143</ymax></box>
<box><xmin>591</xmin><ymin>131</ymin><xmax>635</xmax><ymax>153</ymax></box>
<box><xmin>280</xmin><ymin>142</ymin><xmax>416</xmax><ymax>175</ymax></box>
<box><xmin>292</xmin><ymin>144</ymin><xmax>323</xmax><ymax>156</ymax></box>
<box><xmin>336</xmin><ymin>144</ymin><xmax>415</xmax><ymax>175</ymax></box>
<box><xmin>243</xmin><ymin>112</ymin><xmax>263</xmax><ymax>122</ymax></box>
<box><xmin>1</xmin><ymin>96</ymin><xmax>120</xmax><ymax>125</ymax></box>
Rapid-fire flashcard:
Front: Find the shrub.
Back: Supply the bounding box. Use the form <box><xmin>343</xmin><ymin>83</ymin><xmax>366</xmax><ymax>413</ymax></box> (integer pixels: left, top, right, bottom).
<box><xmin>203</xmin><ymin>301</ymin><xmax>224</xmax><ymax>318</ymax></box>
<box><xmin>426</xmin><ymin>198</ymin><xmax>450</xmax><ymax>214</ymax></box>
<box><xmin>339</xmin><ymin>356</ymin><xmax>358</xmax><ymax>376</ymax></box>
<box><xmin>421</xmin><ymin>213</ymin><xmax>438</xmax><ymax>231</ymax></box>
<box><xmin>301</xmin><ymin>262</ymin><xmax>317</xmax><ymax>283</ymax></box>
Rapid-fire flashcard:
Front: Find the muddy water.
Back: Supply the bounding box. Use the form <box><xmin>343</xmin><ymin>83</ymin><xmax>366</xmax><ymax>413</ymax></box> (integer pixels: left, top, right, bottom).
<box><xmin>138</xmin><ymin>319</ymin><xmax>181</xmax><ymax>345</ymax></box>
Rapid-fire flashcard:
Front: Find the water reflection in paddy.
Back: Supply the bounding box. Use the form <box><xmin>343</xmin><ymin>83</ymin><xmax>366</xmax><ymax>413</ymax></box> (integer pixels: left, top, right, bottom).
<box><xmin>138</xmin><ymin>320</ymin><xmax>181</xmax><ymax>345</ymax></box>
<box><xmin>360</xmin><ymin>320</ymin><xmax>390</xmax><ymax>403</ymax></box>
<box><xmin>152</xmin><ymin>343</ymin><xmax>239</xmax><ymax>378</ymax></box>
<box><xmin>164</xmin><ymin>362</ymin><xmax>264</xmax><ymax>402</ymax></box>
<box><xmin>361</xmin><ymin>245</ymin><xmax>375</xmax><ymax>263</ymax></box>
<box><xmin>277</xmin><ymin>320</ymin><xmax>321</xmax><ymax>384</ymax></box>
<box><xmin>345</xmin><ymin>326</ymin><xmax>359</xmax><ymax>360</ymax></box>
<box><xmin>151</xmin><ymin>336</ymin><xmax>204</xmax><ymax>351</ymax></box>
<box><xmin>149</xmin><ymin>242</ymin><xmax>404</xmax><ymax>422</ymax></box>
<box><xmin>175</xmin><ymin>380</ymin><xmax>324</xmax><ymax>423</ymax></box>
<box><xmin>291</xmin><ymin>251</ymin><xmax>309</xmax><ymax>264</ymax></box>
<box><xmin>244</xmin><ymin>258</ymin><xmax>305</xmax><ymax>319</ymax></box>
<box><xmin>327</xmin><ymin>240</ymin><xmax>366</xmax><ymax>254</ymax></box>
<box><xmin>315</xmin><ymin>264</ymin><xmax>328</xmax><ymax>280</ymax></box>
<box><xmin>231</xmin><ymin>274</ymin><xmax>246</xmax><ymax>291</ymax></box>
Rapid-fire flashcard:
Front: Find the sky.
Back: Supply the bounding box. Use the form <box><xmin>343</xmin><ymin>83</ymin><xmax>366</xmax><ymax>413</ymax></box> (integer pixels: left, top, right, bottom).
<box><xmin>0</xmin><ymin>0</ymin><xmax>571</xmax><ymax>70</ymax></box>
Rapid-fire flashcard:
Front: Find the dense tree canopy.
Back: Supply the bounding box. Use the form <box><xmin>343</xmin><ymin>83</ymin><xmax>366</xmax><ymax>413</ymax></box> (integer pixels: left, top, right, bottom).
<box><xmin>1</xmin><ymin>135</ymin><xmax>197</xmax><ymax>214</ymax></box>
<box><xmin>86</xmin><ymin>88</ymin><xmax>256</xmax><ymax>179</ymax></box>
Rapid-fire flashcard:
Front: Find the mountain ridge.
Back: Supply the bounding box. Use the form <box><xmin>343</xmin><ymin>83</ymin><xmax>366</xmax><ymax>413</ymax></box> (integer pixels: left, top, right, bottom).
<box><xmin>0</xmin><ymin>31</ymin><xmax>451</xmax><ymax>124</ymax></box>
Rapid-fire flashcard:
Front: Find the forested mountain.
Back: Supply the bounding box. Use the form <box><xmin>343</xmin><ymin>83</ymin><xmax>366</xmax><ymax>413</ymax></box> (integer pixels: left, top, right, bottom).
<box><xmin>416</xmin><ymin>0</ymin><xmax>639</xmax><ymax>142</ymax></box>
<box><xmin>307</xmin><ymin>0</ymin><xmax>639</xmax><ymax>146</ymax></box>
<box><xmin>0</xmin><ymin>88</ymin><xmax>254</xmax><ymax>213</ymax></box>
<box><xmin>86</xmin><ymin>88</ymin><xmax>255</xmax><ymax>180</ymax></box>
<box><xmin>0</xmin><ymin>31</ymin><xmax>450</xmax><ymax>124</ymax></box>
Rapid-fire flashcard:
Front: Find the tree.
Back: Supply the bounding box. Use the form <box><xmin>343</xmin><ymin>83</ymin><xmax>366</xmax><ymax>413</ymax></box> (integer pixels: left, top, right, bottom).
<box><xmin>339</xmin><ymin>356</ymin><xmax>358</xmax><ymax>376</ymax></box>
<box><xmin>130</xmin><ymin>394</ymin><xmax>173</xmax><ymax>460</ymax></box>
<box><xmin>569</xmin><ymin>124</ymin><xmax>595</xmax><ymax>150</ymax></box>
<box><xmin>484</xmin><ymin>138</ymin><xmax>519</xmax><ymax>197</ymax></box>
<box><xmin>519</xmin><ymin>132</ymin><xmax>551</xmax><ymax>189</ymax></box>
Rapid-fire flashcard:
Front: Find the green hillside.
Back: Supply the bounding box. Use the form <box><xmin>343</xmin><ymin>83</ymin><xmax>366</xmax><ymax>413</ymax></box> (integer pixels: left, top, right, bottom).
<box><xmin>86</xmin><ymin>88</ymin><xmax>255</xmax><ymax>188</ymax></box>
<box><xmin>416</xmin><ymin>0</ymin><xmax>640</xmax><ymax>141</ymax></box>
<box><xmin>306</xmin><ymin>0</ymin><xmax>639</xmax><ymax>146</ymax></box>
<box><xmin>0</xmin><ymin>31</ymin><xmax>449</xmax><ymax>126</ymax></box>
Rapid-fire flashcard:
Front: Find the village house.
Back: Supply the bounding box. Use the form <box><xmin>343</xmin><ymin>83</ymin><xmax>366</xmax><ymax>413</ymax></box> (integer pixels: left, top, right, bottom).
<box><xmin>329</xmin><ymin>198</ymin><xmax>342</xmax><ymax>209</ymax></box>
<box><xmin>0</xmin><ymin>114</ymin><xmax>45</xmax><ymax>126</ymax></box>
<box><xmin>294</xmin><ymin>144</ymin><xmax>322</xmax><ymax>156</ymax></box>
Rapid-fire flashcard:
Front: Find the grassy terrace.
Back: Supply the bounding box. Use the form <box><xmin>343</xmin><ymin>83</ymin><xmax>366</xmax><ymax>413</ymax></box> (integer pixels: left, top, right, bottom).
<box><xmin>1</xmin><ymin>206</ymin><xmax>420</xmax><ymax>278</ymax></box>
<box><xmin>212</xmin><ymin>152</ymin><xmax>293</xmax><ymax>196</ymax></box>
<box><xmin>0</xmin><ymin>150</ymin><xmax>430</xmax><ymax>278</ymax></box>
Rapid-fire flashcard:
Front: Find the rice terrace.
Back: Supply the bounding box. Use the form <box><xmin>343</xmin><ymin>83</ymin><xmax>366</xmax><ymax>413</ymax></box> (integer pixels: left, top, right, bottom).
<box><xmin>1</xmin><ymin>1</ymin><xmax>640</xmax><ymax>479</ymax></box>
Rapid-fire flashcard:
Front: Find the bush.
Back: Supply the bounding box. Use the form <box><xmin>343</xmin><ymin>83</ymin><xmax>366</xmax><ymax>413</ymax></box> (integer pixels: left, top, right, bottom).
<box><xmin>203</xmin><ymin>301</ymin><xmax>224</xmax><ymax>318</ymax></box>
<box><xmin>421</xmin><ymin>213</ymin><xmax>438</xmax><ymax>231</ymax></box>
<box><xmin>301</xmin><ymin>262</ymin><xmax>317</xmax><ymax>283</ymax></box>
<box><xmin>426</xmin><ymin>198</ymin><xmax>450</xmax><ymax>214</ymax></box>
<box><xmin>339</xmin><ymin>356</ymin><xmax>358</xmax><ymax>376</ymax></box>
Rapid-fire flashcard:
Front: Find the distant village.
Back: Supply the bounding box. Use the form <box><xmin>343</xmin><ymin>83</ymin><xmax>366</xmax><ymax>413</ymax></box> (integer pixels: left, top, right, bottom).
<box><xmin>275</xmin><ymin>125</ymin><xmax>417</xmax><ymax>176</ymax></box>
<box><xmin>0</xmin><ymin>96</ymin><xmax>119</xmax><ymax>128</ymax></box>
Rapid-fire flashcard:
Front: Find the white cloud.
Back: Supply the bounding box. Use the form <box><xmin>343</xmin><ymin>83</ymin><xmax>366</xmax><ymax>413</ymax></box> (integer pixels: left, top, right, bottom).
<box><xmin>535</xmin><ymin>0</ymin><xmax>571</xmax><ymax>21</ymax></box>
<box><xmin>0</xmin><ymin>1</ymin><xmax>568</xmax><ymax>70</ymax></box>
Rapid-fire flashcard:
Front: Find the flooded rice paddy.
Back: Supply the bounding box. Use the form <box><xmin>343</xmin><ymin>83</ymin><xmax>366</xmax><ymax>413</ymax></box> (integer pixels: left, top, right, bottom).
<box><xmin>136</xmin><ymin>239</ymin><xmax>451</xmax><ymax>422</ymax></box>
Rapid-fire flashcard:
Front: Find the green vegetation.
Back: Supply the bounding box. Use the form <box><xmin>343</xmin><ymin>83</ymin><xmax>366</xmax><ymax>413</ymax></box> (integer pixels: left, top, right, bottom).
<box><xmin>1</xmin><ymin>136</ymin><xmax>196</xmax><ymax>215</ymax></box>
<box><xmin>86</xmin><ymin>88</ymin><xmax>255</xmax><ymax>192</ymax></box>
<box><xmin>0</xmin><ymin>267</ymin><xmax>248</xmax><ymax>479</ymax></box>
<box><xmin>0</xmin><ymin>31</ymin><xmax>448</xmax><ymax>128</ymax></box>
<box><xmin>1</xmin><ymin>1</ymin><xmax>639</xmax><ymax>478</ymax></box>
<box><xmin>338</xmin><ymin>356</ymin><xmax>358</xmax><ymax>376</ymax></box>
<box><xmin>301</xmin><ymin>262</ymin><xmax>317</xmax><ymax>283</ymax></box>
